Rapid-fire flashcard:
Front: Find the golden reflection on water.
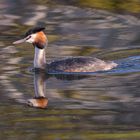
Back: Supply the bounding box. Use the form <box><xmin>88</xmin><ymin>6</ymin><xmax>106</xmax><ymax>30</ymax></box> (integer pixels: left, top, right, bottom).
<box><xmin>79</xmin><ymin>0</ymin><xmax>140</xmax><ymax>13</ymax></box>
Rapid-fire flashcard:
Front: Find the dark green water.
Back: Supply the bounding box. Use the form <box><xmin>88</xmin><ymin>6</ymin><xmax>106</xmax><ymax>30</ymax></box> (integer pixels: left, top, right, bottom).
<box><xmin>1</xmin><ymin>0</ymin><xmax>140</xmax><ymax>139</ymax></box>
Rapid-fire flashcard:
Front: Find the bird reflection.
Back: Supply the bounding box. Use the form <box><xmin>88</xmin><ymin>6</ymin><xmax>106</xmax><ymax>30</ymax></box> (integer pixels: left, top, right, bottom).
<box><xmin>27</xmin><ymin>71</ymin><xmax>89</xmax><ymax>109</ymax></box>
<box><xmin>27</xmin><ymin>72</ymin><xmax>48</xmax><ymax>109</ymax></box>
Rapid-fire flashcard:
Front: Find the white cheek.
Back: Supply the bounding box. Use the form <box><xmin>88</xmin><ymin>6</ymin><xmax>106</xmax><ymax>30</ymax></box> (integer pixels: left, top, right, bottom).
<box><xmin>26</xmin><ymin>34</ymin><xmax>37</xmax><ymax>43</ymax></box>
<box><xmin>26</xmin><ymin>38</ymin><xmax>34</xmax><ymax>43</ymax></box>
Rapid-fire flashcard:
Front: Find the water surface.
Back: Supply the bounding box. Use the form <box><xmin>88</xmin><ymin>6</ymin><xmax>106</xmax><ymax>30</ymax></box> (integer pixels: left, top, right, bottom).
<box><xmin>1</xmin><ymin>0</ymin><xmax>140</xmax><ymax>139</ymax></box>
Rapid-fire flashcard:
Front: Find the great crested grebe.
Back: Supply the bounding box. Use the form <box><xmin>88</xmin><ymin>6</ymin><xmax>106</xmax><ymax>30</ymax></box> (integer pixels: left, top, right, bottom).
<box><xmin>13</xmin><ymin>27</ymin><xmax>117</xmax><ymax>72</ymax></box>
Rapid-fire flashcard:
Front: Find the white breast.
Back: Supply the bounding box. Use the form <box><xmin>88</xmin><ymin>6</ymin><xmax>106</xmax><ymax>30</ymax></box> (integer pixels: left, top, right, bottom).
<box><xmin>34</xmin><ymin>47</ymin><xmax>46</xmax><ymax>69</ymax></box>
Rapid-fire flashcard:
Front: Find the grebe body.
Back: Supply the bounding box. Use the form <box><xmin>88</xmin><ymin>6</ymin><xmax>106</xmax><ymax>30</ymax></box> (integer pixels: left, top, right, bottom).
<box><xmin>13</xmin><ymin>27</ymin><xmax>117</xmax><ymax>73</ymax></box>
<box><xmin>47</xmin><ymin>57</ymin><xmax>116</xmax><ymax>73</ymax></box>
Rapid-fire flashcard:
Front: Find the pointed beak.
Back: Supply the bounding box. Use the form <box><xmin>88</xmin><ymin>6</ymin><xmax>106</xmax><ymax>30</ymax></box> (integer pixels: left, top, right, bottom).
<box><xmin>13</xmin><ymin>38</ymin><xmax>26</xmax><ymax>45</ymax></box>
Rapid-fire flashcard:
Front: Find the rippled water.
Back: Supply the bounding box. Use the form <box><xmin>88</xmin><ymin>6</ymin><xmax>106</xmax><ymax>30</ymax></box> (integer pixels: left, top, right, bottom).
<box><xmin>1</xmin><ymin>0</ymin><xmax>140</xmax><ymax>140</ymax></box>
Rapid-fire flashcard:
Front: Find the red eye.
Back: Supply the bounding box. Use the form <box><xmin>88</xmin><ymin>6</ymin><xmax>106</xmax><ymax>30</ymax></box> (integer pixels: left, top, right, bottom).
<box><xmin>26</xmin><ymin>35</ymin><xmax>31</xmax><ymax>40</ymax></box>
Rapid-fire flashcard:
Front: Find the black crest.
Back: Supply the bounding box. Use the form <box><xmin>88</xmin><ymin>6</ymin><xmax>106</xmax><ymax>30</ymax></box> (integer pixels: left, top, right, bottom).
<box><xmin>25</xmin><ymin>26</ymin><xmax>45</xmax><ymax>37</ymax></box>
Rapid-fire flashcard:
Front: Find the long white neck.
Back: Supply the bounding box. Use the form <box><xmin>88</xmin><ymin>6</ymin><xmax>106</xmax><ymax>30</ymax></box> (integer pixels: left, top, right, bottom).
<box><xmin>34</xmin><ymin>47</ymin><xmax>46</xmax><ymax>69</ymax></box>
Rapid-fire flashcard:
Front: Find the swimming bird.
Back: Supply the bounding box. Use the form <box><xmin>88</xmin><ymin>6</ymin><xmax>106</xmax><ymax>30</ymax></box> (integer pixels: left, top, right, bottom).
<box><xmin>13</xmin><ymin>27</ymin><xmax>117</xmax><ymax>73</ymax></box>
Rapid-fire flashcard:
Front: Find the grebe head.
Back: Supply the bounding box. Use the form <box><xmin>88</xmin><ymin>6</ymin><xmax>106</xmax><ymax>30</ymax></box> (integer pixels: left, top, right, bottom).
<box><xmin>13</xmin><ymin>26</ymin><xmax>47</xmax><ymax>49</ymax></box>
<box><xmin>13</xmin><ymin>27</ymin><xmax>48</xmax><ymax>69</ymax></box>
